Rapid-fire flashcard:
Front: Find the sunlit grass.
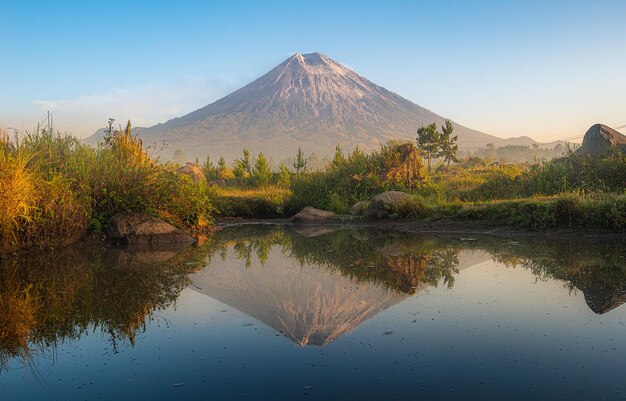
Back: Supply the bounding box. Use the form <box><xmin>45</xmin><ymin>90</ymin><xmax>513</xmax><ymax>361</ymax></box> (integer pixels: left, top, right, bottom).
<box><xmin>0</xmin><ymin>123</ymin><xmax>214</xmax><ymax>257</ymax></box>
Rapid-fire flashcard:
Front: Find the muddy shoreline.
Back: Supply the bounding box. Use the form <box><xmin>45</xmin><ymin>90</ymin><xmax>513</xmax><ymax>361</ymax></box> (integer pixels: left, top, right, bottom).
<box><xmin>217</xmin><ymin>217</ymin><xmax>626</xmax><ymax>241</ymax></box>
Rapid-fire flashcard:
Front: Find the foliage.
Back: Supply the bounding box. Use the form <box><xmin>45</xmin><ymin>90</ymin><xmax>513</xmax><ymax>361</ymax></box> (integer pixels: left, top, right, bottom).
<box><xmin>439</xmin><ymin>120</ymin><xmax>459</xmax><ymax>166</ymax></box>
<box><xmin>276</xmin><ymin>162</ymin><xmax>291</xmax><ymax>188</ymax></box>
<box><xmin>394</xmin><ymin>192</ymin><xmax>626</xmax><ymax>230</ymax></box>
<box><xmin>521</xmin><ymin>152</ymin><xmax>626</xmax><ymax>195</ymax></box>
<box><xmin>416</xmin><ymin>123</ymin><xmax>442</xmax><ymax>171</ymax></box>
<box><xmin>202</xmin><ymin>156</ymin><xmax>219</xmax><ymax>181</ymax></box>
<box><xmin>288</xmin><ymin>142</ymin><xmax>426</xmax><ymax>213</ymax></box>
<box><xmin>233</xmin><ymin>148</ymin><xmax>252</xmax><ymax>178</ymax></box>
<box><xmin>251</xmin><ymin>152</ymin><xmax>272</xmax><ymax>187</ymax></box>
<box><xmin>293</xmin><ymin>147</ymin><xmax>307</xmax><ymax>174</ymax></box>
<box><xmin>211</xmin><ymin>186</ymin><xmax>291</xmax><ymax>218</ymax></box>
<box><xmin>0</xmin><ymin>122</ymin><xmax>214</xmax><ymax>256</ymax></box>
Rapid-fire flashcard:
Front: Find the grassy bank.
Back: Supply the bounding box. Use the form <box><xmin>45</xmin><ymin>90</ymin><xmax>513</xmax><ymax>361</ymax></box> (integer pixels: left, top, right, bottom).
<box><xmin>0</xmin><ymin>123</ymin><xmax>213</xmax><ymax>257</ymax></box>
<box><xmin>210</xmin><ymin>143</ymin><xmax>625</xmax><ymax>230</ymax></box>
<box><xmin>211</xmin><ymin>186</ymin><xmax>290</xmax><ymax>218</ymax></box>
<box><xmin>394</xmin><ymin>192</ymin><xmax>626</xmax><ymax>230</ymax></box>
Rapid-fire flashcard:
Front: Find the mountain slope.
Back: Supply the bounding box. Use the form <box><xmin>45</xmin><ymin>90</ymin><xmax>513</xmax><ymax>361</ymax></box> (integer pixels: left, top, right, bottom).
<box><xmin>87</xmin><ymin>52</ymin><xmax>527</xmax><ymax>161</ymax></box>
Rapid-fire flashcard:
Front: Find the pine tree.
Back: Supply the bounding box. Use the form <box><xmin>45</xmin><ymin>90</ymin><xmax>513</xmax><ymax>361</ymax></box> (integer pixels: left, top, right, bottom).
<box><xmin>330</xmin><ymin>145</ymin><xmax>345</xmax><ymax>170</ymax></box>
<box><xmin>252</xmin><ymin>152</ymin><xmax>272</xmax><ymax>187</ymax></box>
<box><xmin>277</xmin><ymin>162</ymin><xmax>291</xmax><ymax>188</ymax></box>
<box><xmin>293</xmin><ymin>147</ymin><xmax>307</xmax><ymax>174</ymax></box>
<box><xmin>233</xmin><ymin>148</ymin><xmax>252</xmax><ymax>178</ymax></box>
<box><xmin>217</xmin><ymin>156</ymin><xmax>229</xmax><ymax>179</ymax></box>
<box><xmin>202</xmin><ymin>156</ymin><xmax>219</xmax><ymax>180</ymax></box>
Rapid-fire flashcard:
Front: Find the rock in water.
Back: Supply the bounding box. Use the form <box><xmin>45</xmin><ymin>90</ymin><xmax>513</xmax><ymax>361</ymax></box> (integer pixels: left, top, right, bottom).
<box><xmin>365</xmin><ymin>191</ymin><xmax>410</xmax><ymax>219</ymax></box>
<box><xmin>107</xmin><ymin>212</ymin><xmax>195</xmax><ymax>246</ymax></box>
<box><xmin>576</xmin><ymin>124</ymin><xmax>626</xmax><ymax>156</ymax></box>
<box><xmin>291</xmin><ymin>207</ymin><xmax>336</xmax><ymax>223</ymax></box>
<box><xmin>175</xmin><ymin>163</ymin><xmax>206</xmax><ymax>183</ymax></box>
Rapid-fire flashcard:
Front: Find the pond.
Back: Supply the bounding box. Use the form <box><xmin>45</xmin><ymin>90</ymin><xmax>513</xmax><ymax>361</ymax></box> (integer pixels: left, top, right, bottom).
<box><xmin>1</xmin><ymin>225</ymin><xmax>626</xmax><ymax>400</ymax></box>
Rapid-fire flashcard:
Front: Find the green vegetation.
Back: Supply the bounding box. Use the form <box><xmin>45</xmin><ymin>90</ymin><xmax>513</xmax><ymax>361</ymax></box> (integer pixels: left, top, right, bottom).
<box><xmin>2</xmin><ymin>117</ymin><xmax>624</xmax><ymax>258</ymax></box>
<box><xmin>0</xmin><ymin>121</ymin><xmax>213</xmax><ymax>257</ymax></box>
<box><xmin>206</xmin><ymin>122</ymin><xmax>624</xmax><ymax>231</ymax></box>
<box><xmin>211</xmin><ymin>186</ymin><xmax>291</xmax><ymax>218</ymax></box>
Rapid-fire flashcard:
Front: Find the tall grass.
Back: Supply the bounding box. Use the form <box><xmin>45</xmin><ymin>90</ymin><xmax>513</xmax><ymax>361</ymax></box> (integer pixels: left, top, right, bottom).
<box><xmin>0</xmin><ymin>123</ymin><xmax>213</xmax><ymax>257</ymax></box>
<box><xmin>211</xmin><ymin>186</ymin><xmax>291</xmax><ymax>218</ymax></box>
<box><xmin>394</xmin><ymin>192</ymin><xmax>626</xmax><ymax>230</ymax></box>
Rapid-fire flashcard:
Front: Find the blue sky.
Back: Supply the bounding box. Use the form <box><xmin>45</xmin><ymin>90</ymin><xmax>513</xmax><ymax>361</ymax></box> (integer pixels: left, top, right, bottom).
<box><xmin>2</xmin><ymin>0</ymin><xmax>625</xmax><ymax>140</ymax></box>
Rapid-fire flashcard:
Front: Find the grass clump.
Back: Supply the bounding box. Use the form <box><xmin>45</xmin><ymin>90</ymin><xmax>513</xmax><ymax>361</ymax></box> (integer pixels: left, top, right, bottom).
<box><xmin>0</xmin><ymin>122</ymin><xmax>214</xmax><ymax>257</ymax></box>
<box><xmin>211</xmin><ymin>186</ymin><xmax>291</xmax><ymax>218</ymax></box>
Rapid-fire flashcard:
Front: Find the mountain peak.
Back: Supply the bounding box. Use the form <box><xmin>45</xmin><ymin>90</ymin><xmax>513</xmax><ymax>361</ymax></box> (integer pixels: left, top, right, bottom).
<box><xmin>122</xmin><ymin>52</ymin><xmax>499</xmax><ymax>161</ymax></box>
<box><xmin>285</xmin><ymin>52</ymin><xmax>339</xmax><ymax>69</ymax></box>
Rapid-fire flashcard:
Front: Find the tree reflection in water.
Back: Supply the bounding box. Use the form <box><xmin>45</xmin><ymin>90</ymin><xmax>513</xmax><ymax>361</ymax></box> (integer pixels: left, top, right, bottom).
<box><xmin>1</xmin><ymin>225</ymin><xmax>625</xmax><ymax>366</ymax></box>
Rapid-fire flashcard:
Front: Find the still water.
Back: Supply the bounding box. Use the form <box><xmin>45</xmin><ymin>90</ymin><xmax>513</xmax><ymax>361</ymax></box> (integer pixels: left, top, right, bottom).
<box><xmin>1</xmin><ymin>225</ymin><xmax>626</xmax><ymax>400</ymax></box>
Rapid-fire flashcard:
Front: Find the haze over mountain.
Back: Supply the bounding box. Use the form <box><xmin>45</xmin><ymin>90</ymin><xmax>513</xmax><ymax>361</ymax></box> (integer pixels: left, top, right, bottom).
<box><xmin>87</xmin><ymin>52</ymin><xmax>542</xmax><ymax>161</ymax></box>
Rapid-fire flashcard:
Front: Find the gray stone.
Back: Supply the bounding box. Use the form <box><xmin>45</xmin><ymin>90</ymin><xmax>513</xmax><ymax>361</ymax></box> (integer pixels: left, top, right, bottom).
<box><xmin>576</xmin><ymin>124</ymin><xmax>626</xmax><ymax>156</ymax></box>
<box><xmin>107</xmin><ymin>212</ymin><xmax>195</xmax><ymax>246</ymax></box>
<box><xmin>365</xmin><ymin>191</ymin><xmax>410</xmax><ymax>219</ymax></box>
<box><xmin>291</xmin><ymin>207</ymin><xmax>336</xmax><ymax>223</ymax></box>
<box><xmin>349</xmin><ymin>201</ymin><xmax>370</xmax><ymax>215</ymax></box>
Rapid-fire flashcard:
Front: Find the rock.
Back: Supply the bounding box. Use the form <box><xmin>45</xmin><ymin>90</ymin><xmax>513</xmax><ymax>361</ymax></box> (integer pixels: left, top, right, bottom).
<box><xmin>291</xmin><ymin>207</ymin><xmax>336</xmax><ymax>223</ymax></box>
<box><xmin>107</xmin><ymin>212</ymin><xmax>195</xmax><ymax>246</ymax></box>
<box><xmin>176</xmin><ymin>163</ymin><xmax>206</xmax><ymax>183</ymax></box>
<box><xmin>292</xmin><ymin>226</ymin><xmax>336</xmax><ymax>237</ymax></box>
<box><xmin>365</xmin><ymin>191</ymin><xmax>410</xmax><ymax>219</ymax></box>
<box><xmin>349</xmin><ymin>201</ymin><xmax>370</xmax><ymax>215</ymax></box>
<box><xmin>576</xmin><ymin>124</ymin><xmax>626</xmax><ymax>156</ymax></box>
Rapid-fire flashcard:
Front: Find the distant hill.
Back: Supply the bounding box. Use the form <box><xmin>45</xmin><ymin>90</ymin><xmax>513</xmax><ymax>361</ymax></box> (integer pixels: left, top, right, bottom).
<box><xmin>84</xmin><ymin>52</ymin><xmax>546</xmax><ymax>161</ymax></box>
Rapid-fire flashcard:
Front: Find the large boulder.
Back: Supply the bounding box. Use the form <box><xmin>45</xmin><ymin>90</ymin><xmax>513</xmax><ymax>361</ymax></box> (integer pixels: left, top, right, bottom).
<box><xmin>576</xmin><ymin>124</ymin><xmax>626</xmax><ymax>156</ymax></box>
<box><xmin>365</xmin><ymin>191</ymin><xmax>410</xmax><ymax>219</ymax></box>
<box><xmin>291</xmin><ymin>207</ymin><xmax>336</xmax><ymax>223</ymax></box>
<box><xmin>107</xmin><ymin>212</ymin><xmax>195</xmax><ymax>246</ymax></box>
<box><xmin>176</xmin><ymin>163</ymin><xmax>206</xmax><ymax>183</ymax></box>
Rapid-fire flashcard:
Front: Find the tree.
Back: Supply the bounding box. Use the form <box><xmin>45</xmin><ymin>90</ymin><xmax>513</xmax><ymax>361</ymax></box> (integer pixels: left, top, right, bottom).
<box><xmin>202</xmin><ymin>156</ymin><xmax>219</xmax><ymax>180</ymax></box>
<box><xmin>252</xmin><ymin>152</ymin><xmax>272</xmax><ymax>187</ymax></box>
<box><xmin>382</xmin><ymin>142</ymin><xmax>426</xmax><ymax>188</ymax></box>
<box><xmin>217</xmin><ymin>156</ymin><xmax>230</xmax><ymax>179</ymax></box>
<box><xmin>277</xmin><ymin>162</ymin><xmax>291</xmax><ymax>188</ymax></box>
<box><xmin>416</xmin><ymin>123</ymin><xmax>442</xmax><ymax>171</ymax></box>
<box><xmin>330</xmin><ymin>145</ymin><xmax>345</xmax><ymax>170</ymax></box>
<box><xmin>233</xmin><ymin>148</ymin><xmax>252</xmax><ymax>178</ymax></box>
<box><xmin>293</xmin><ymin>147</ymin><xmax>307</xmax><ymax>174</ymax></box>
<box><xmin>439</xmin><ymin>120</ymin><xmax>459</xmax><ymax>167</ymax></box>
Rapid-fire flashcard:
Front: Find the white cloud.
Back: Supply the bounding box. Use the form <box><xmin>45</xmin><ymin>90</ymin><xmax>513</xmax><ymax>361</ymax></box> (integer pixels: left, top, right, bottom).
<box><xmin>29</xmin><ymin>78</ymin><xmax>230</xmax><ymax>138</ymax></box>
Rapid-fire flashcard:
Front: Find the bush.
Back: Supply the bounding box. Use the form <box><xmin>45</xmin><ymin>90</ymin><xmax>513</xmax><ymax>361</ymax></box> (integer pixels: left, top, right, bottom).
<box><xmin>288</xmin><ymin>142</ymin><xmax>427</xmax><ymax>212</ymax></box>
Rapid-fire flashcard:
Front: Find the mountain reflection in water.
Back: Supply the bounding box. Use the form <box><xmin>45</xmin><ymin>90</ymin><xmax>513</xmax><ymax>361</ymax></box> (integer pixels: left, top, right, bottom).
<box><xmin>191</xmin><ymin>227</ymin><xmax>489</xmax><ymax>346</ymax></box>
<box><xmin>1</xmin><ymin>225</ymin><xmax>625</xmax><ymax>364</ymax></box>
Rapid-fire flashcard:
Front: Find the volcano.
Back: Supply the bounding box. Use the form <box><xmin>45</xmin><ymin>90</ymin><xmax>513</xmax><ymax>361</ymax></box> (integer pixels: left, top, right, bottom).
<box><xmin>89</xmin><ymin>52</ymin><xmax>522</xmax><ymax>161</ymax></box>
